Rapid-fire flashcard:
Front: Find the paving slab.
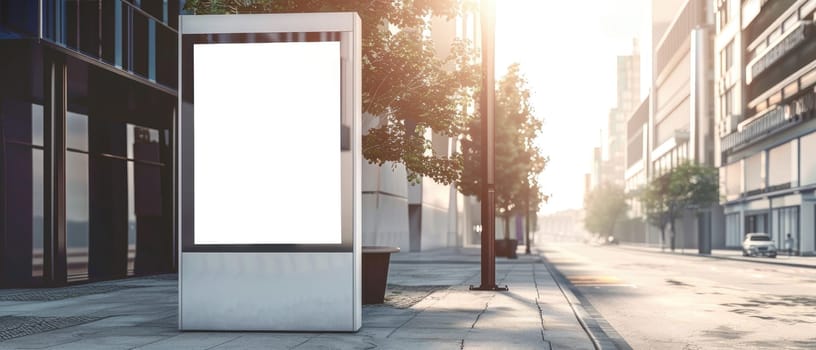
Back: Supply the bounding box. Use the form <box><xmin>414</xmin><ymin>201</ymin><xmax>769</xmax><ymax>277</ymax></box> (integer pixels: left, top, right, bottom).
<box><xmin>0</xmin><ymin>245</ymin><xmax>594</xmax><ymax>349</ymax></box>
<box><xmin>209</xmin><ymin>334</ymin><xmax>315</xmax><ymax>350</ymax></box>
<box><xmin>135</xmin><ymin>333</ymin><xmax>242</xmax><ymax>350</ymax></box>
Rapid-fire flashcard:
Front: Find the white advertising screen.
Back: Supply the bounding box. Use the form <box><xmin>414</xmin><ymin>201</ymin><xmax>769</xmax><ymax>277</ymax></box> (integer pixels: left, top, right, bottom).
<box><xmin>193</xmin><ymin>41</ymin><xmax>341</xmax><ymax>245</ymax></box>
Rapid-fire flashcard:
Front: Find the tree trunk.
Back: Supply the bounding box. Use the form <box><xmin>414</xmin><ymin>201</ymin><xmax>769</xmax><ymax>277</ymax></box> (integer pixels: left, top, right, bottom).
<box><xmin>525</xmin><ymin>208</ymin><xmax>531</xmax><ymax>255</ymax></box>
<box><xmin>670</xmin><ymin>219</ymin><xmax>676</xmax><ymax>252</ymax></box>
<box><xmin>660</xmin><ymin>225</ymin><xmax>666</xmax><ymax>252</ymax></box>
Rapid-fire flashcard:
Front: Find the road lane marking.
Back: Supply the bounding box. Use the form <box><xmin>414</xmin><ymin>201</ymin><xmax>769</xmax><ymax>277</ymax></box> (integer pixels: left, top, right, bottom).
<box><xmin>566</xmin><ymin>275</ymin><xmax>636</xmax><ymax>287</ymax></box>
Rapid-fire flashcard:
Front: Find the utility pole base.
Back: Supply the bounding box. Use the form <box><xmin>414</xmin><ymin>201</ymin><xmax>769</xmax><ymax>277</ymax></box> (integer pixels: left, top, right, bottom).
<box><xmin>469</xmin><ymin>285</ymin><xmax>509</xmax><ymax>291</ymax></box>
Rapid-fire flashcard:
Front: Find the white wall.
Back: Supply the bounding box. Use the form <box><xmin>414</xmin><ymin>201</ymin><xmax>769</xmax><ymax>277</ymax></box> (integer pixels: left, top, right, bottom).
<box><xmin>419</xmin><ymin>177</ymin><xmax>453</xmax><ymax>251</ymax></box>
<box><xmin>361</xmin><ymin>161</ymin><xmax>409</xmax><ymax>249</ymax></box>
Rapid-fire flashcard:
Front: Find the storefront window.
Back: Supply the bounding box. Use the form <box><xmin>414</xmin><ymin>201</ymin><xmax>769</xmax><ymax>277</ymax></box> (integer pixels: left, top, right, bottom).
<box><xmin>725</xmin><ymin>213</ymin><xmax>741</xmax><ymax>247</ymax></box>
<box><xmin>774</xmin><ymin>206</ymin><xmax>799</xmax><ymax>254</ymax></box>
<box><xmin>66</xmin><ymin>150</ymin><xmax>89</xmax><ymax>280</ymax></box>
<box><xmin>745</xmin><ymin>213</ymin><xmax>768</xmax><ymax>234</ymax></box>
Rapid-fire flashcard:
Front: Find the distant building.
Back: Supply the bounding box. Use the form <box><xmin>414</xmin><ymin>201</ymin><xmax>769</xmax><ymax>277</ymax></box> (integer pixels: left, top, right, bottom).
<box><xmin>604</xmin><ymin>41</ymin><xmax>641</xmax><ymax>188</ymax></box>
<box><xmin>715</xmin><ymin>0</ymin><xmax>816</xmax><ymax>255</ymax></box>
<box><xmin>622</xmin><ymin>96</ymin><xmax>650</xmax><ymax>243</ymax></box>
<box><xmin>539</xmin><ymin>209</ymin><xmax>588</xmax><ymax>240</ymax></box>
<box><xmin>644</xmin><ymin>0</ymin><xmax>723</xmax><ymax>249</ymax></box>
<box><xmin>590</xmin><ymin>146</ymin><xmax>603</xmax><ymax>190</ymax></box>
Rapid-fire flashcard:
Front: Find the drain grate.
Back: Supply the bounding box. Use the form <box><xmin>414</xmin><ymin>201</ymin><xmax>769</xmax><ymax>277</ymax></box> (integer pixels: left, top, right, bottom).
<box><xmin>0</xmin><ymin>284</ymin><xmax>141</xmax><ymax>302</ymax></box>
<box><xmin>0</xmin><ymin>315</ymin><xmax>101</xmax><ymax>341</ymax></box>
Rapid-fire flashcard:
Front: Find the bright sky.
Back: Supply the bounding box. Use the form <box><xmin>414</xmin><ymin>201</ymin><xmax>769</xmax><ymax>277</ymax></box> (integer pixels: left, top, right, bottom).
<box><xmin>495</xmin><ymin>0</ymin><xmax>651</xmax><ymax>214</ymax></box>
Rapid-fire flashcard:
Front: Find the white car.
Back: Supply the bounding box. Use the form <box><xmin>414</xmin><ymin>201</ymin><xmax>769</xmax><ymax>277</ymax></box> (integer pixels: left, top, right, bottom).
<box><xmin>742</xmin><ymin>233</ymin><xmax>777</xmax><ymax>258</ymax></box>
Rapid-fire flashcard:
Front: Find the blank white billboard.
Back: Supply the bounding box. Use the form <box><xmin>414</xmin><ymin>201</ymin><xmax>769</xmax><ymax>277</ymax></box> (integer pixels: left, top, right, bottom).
<box><xmin>193</xmin><ymin>41</ymin><xmax>341</xmax><ymax>245</ymax></box>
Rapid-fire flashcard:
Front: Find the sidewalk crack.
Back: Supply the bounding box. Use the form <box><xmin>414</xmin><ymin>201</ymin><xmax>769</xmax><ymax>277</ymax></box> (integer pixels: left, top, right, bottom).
<box><xmin>532</xmin><ymin>263</ymin><xmax>549</xmax><ymax>343</ymax></box>
<box><xmin>460</xmin><ymin>265</ymin><xmax>514</xmax><ymax>349</ymax></box>
<box><xmin>469</xmin><ymin>301</ymin><xmax>490</xmax><ymax>329</ymax></box>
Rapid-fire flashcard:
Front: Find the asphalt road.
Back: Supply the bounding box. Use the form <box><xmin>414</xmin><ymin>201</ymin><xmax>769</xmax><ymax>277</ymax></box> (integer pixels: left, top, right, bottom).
<box><xmin>541</xmin><ymin>241</ymin><xmax>816</xmax><ymax>350</ymax></box>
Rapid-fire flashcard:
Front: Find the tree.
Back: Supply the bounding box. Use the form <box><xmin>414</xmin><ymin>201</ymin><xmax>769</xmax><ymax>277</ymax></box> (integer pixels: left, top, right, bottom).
<box><xmin>641</xmin><ymin>162</ymin><xmax>719</xmax><ymax>251</ymax></box>
<box><xmin>459</xmin><ymin>63</ymin><xmax>548</xmax><ymax>242</ymax></box>
<box><xmin>183</xmin><ymin>0</ymin><xmax>481</xmax><ymax>185</ymax></box>
<box><xmin>583</xmin><ymin>184</ymin><xmax>627</xmax><ymax>239</ymax></box>
<box><xmin>642</xmin><ymin>174</ymin><xmax>670</xmax><ymax>251</ymax></box>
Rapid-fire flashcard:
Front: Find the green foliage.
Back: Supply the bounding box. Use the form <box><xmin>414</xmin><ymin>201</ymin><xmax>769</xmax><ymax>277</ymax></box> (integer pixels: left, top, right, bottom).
<box><xmin>459</xmin><ymin>63</ymin><xmax>548</xmax><ymax>223</ymax></box>
<box><xmin>184</xmin><ymin>0</ymin><xmax>480</xmax><ymax>185</ymax></box>
<box><xmin>583</xmin><ymin>184</ymin><xmax>628</xmax><ymax>236</ymax></box>
<box><xmin>641</xmin><ymin>173</ymin><xmax>670</xmax><ymax>236</ymax></box>
<box><xmin>641</xmin><ymin>162</ymin><xmax>719</xmax><ymax>249</ymax></box>
<box><xmin>667</xmin><ymin>162</ymin><xmax>719</xmax><ymax>209</ymax></box>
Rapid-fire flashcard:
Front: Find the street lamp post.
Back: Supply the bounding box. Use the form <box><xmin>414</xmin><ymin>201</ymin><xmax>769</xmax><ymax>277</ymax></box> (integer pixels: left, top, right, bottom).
<box><xmin>471</xmin><ymin>0</ymin><xmax>507</xmax><ymax>292</ymax></box>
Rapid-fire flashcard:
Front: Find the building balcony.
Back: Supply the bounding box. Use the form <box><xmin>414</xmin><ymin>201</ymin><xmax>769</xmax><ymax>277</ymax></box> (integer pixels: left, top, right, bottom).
<box><xmin>721</xmin><ymin>90</ymin><xmax>814</xmax><ymax>153</ymax></box>
<box><xmin>746</xmin><ymin>21</ymin><xmax>809</xmax><ymax>85</ymax></box>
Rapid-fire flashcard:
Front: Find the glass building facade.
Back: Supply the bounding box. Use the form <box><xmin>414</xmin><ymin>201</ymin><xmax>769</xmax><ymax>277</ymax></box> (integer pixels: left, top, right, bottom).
<box><xmin>0</xmin><ymin>0</ymin><xmax>178</xmax><ymax>287</ymax></box>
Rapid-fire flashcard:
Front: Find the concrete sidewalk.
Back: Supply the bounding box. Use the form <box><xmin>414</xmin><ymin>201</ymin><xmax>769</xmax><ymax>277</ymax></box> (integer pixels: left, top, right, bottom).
<box><xmin>618</xmin><ymin>244</ymin><xmax>816</xmax><ymax>269</ymax></box>
<box><xmin>0</xmin><ymin>247</ymin><xmax>595</xmax><ymax>349</ymax></box>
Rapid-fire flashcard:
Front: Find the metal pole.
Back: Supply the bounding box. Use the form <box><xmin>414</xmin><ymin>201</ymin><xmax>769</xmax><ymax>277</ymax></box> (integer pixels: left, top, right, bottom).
<box><xmin>471</xmin><ymin>0</ymin><xmax>506</xmax><ymax>292</ymax></box>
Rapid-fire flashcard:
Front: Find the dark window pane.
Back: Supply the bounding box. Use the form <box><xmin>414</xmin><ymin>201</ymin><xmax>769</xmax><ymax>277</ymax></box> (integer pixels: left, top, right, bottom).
<box><xmin>168</xmin><ymin>0</ymin><xmax>179</xmax><ymax>29</ymax></box>
<box><xmin>128</xmin><ymin>124</ymin><xmax>160</xmax><ymax>161</ymax></box>
<box><xmin>0</xmin><ymin>100</ymin><xmax>32</xmax><ymax>143</ymax></box>
<box><xmin>78</xmin><ymin>0</ymin><xmax>101</xmax><ymax>57</ymax></box>
<box><xmin>132</xmin><ymin>12</ymin><xmax>148</xmax><ymax>77</ymax></box>
<box><xmin>155</xmin><ymin>23</ymin><xmax>177</xmax><ymax>87</ymax></box>
<box><xmin>101</xmin><ymin>0</ymin><xmax>117</xmax><ymax>64</ymax></box>
<box><xmin>88</xmin><ymin>156</ymin><xmax>129</xmax><ymax>280</ymax></box>
<box><xmin>3</xmin><ymin>144</ymin><xmax>34</xmax><ymax>282</ymax></box>
<box><xmin>131</xmin><ymin>161</ymin><xmax>167</xmax><ymax>275</ymax></box>
<box><xmin>139</xmin><ymin>0</ymin><xmax>166</xmax><ymax>22</ymax></box>
<box><xmin>94</xmin><ymin>120</ymin><xmax>128</xmax><ymax>157</ymax></box>
<box><xmin>65</xmin><ymin>0</ymin><xmax>78</xmax><ymax>48</ymax></box>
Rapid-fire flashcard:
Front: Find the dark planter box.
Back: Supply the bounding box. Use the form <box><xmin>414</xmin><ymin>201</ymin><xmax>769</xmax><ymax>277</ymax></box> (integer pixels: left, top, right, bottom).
<box><xmin>495</xmin><ymin>239</ymin><xmax>518</xmax><ymax>259</ymax></box>
<box><xmin>362</xmin><ymin>246</ymin><xmax>400</xmax><ymax>304</ymax></box>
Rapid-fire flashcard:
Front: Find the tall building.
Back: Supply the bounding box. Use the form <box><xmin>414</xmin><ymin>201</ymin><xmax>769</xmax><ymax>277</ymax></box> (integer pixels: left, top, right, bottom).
<box><xmin>652</xmin><ymin>0</ymin><xmax>692</xmax><ymax>51</ymax></box>
<box><xmin>645</xmin><ymin>0</ymin><xmax>723</xmax><ymax>249</ymax></box>
<box><xmin>716</xmin><ymin>0</ymin><xmax>816</xmax><ymax>255</ymax></box>
<box><xmin>622</xmin><ymin>96</ymin><xmax>650</xmax><ymax>243</ymax></box>
<box><xmin>605</xmin><ymin>41</ymin><xmax>641</xmax><ymax>188</ymax></box>
<box><xmin>0</xmin><ymin>1</ymin><xmax>178</xmax><ymax>286</ymax></box>
<box><xmin>590</xmin><ymin>146</ymin><xmax>603</xmax><ymax>190</ymax></box>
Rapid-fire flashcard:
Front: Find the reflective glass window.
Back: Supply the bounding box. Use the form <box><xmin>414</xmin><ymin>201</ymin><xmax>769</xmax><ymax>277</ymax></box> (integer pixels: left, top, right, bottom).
<box><xmin>32</xmin><ymin>149</ymin><xmax>44</xmax><ymax>277</ymax></box>
<box><xmin>66</xmin><ymin>152</ymin><xmax>89</xmax><ymax>280</ymax></box>
<box><xmin>67</xmin><ymin>112</ymin><xmax>88</xmax><ymax>151</ymax></box>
